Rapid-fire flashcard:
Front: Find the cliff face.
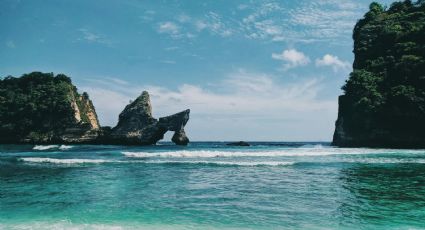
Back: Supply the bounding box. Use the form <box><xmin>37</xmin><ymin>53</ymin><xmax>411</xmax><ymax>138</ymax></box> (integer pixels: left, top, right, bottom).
<box><xmin>333</xmin><ymin>1</ymin><xmax>425</xmax><ymax>148</ymax></box>
<box><xmin>60</xmin><ymin>92</ymin><xmax>101</xmax><ymax>143</ymax></box>
<box><xmin>0</xmin><ymin>72</ymin><xmax>100</xmax><ymax>144</ymax></box>
<box><xmin>77</xmin><ymin>93</ymin><xmax>100</xmax><ymax>130</ymax></box>
<box><xmin>110</xmin><ymin>91</ymin><xmax>190</xmax><ymax>145</ymax></box>
<box><xmin>0</xmin><ymin>72</ymin><xmax>190</xmax><ymax>145</ymax></box>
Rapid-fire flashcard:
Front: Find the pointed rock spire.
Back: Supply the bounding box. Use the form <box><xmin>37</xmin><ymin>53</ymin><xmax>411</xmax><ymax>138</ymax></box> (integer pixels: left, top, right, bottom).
<box><xmin>109</xmin><ymin>91</ymin><xmax>190</xmax><ymax>145</ymax></box>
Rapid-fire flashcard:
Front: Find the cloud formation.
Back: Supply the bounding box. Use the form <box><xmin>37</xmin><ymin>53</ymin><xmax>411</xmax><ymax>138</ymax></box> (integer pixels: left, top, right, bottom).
<box><xmin>158</xmin><ymin>22</ymin><xmax>180</xmax><ymax>34</ymax></box>
<box><xmin>272</xmin><ymin>49</ymin><xmax>310</xmax><ymax>70</ymax></box>
<box><xmin>80</xmin><ymin>70</ymin><xmax>336</xmax><ymax>141</ymax></box>
<box><xmin>195</xmin><ymin>12</ymin><xmax>233</xmax><ymax>37</ymax></box>
<box><xmin>6</xmin><ymin>40</ymin><xmax>15</xmax><ymax>48</ymax></box>
<box><xmin>149</xmin><ymin>0</ymin><xmax>367</xmax><ymax>44</ymax></box>
<box><xmin>316</xmin><ymin>54</ymin><xmax>351</xmax><ymax>72</ymax></box>
<box><xmin>77</xmin><ymin>28</ymin><xmax>112</xmax><ymax>46</ymax></box>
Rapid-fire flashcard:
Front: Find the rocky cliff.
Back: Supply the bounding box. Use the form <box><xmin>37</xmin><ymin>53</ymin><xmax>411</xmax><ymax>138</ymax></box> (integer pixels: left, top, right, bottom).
<box><xmin>109</xmin><ymin>91</ymin><xmax>190</xmax><ymax>145</ymax></box>
<box><xmin>0</xmin><ymin>72</ymin><xmax>100</xmax><ymax>144</ymax></box>
<box><xmin>332</xmin><ymin>1</ymin><xmax>425</xmax><ymax>148</ymax></box>
<box><xmin>0</xmin><ymin>72</ymin><xmax>191</xmax><ymax>145</ymax></box>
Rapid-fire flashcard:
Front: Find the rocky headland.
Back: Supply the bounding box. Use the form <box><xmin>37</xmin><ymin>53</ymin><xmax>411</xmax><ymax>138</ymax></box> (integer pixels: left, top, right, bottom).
<box><xmin>0</xmin><ymin>72</ymin><xmax>190</xmax><ymax>145</ymax></box>
<box><xmin>332</xmin><ymin>1</ymin><xmax>425</xmax><ymax>148</ymax></box>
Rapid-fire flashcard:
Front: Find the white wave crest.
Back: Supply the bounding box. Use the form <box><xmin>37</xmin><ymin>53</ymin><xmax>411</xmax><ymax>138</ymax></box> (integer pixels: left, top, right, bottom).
<box><xmin>122</xmin><ymin>148</ymin><xmax>425</xmax><ymax>159</ymax></box>
<box><xmin>340</xmin><ymin>158</ymin><xmax>425</xmax><ymax>164</ymax></box>
<box><xmin>59</xmin><ymin>145</ymin><xmax>73</xmax><ymax>150</ymax></box>
<box><xmin>19</xmin><ymin>157</ymin><xmax>292</xmax><ymax>167</ymax></box>
<box><xmin>20</xmin><ymin>157</ymin><xmax>113</xmax><ymax>164</ymax></box>
<box><xmin>33</xmin><ymin>145</ymin><xmax>59</xmax><ymax>150</ymax></box>
<box><xmin>0</xmin><ymin>222</ymin><xmax>184</xmax><ymax>230</ymax></box>
<box><xmin>144</xmin><ymin>160</ymin><xmax>294</xmax><ymax>166</ymax></box>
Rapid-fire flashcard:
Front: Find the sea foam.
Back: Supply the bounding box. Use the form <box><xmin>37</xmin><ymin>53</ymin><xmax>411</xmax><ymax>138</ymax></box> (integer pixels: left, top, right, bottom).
<box><xmin>144</xmin><ymin>160</ymin><xmax>294</xmax><ymax>166</ymax></box>
<box><xmin>33</xmin><ymin>145</ymin><xmax>74</xmax><ymax>151</ymax></box>
<box><xmin>0</xmin><ymin>222</ymin><xmax>184</xmax><ymax>230</ymax></box>
<box><xmin>122</xmin><ymin>148</ymin><xmax>425</xmax><ymax>158</ymax></box>
<box><xmin>18</xmin><ymin>157</ymin><xmax>293</xmax><ymax>167</ymax></box>
<box><xmin>20</xmin><ymin>157</ymin><xmax>113</xmax><ymax>164</ymax></box>
<box><xmin>33</xmin><ymin>145</ymin><xmax>59</xmax><ymax>150</ymax></box>
<box><xmin>59</xmin><ymin>145</ymin><xmax>73</xmax><ymax>150</ymax></box>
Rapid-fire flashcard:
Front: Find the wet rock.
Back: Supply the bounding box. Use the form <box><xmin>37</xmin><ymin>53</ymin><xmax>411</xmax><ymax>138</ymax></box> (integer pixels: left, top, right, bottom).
<box><xmin>109</xmin><ymin>91</ymin><xmax>190</xmax><ymax>145</ymax></box>
<box><xmin>226</xmin><ymin>141</ymin><xmax>250</xmax><ymax>146</ymax></box>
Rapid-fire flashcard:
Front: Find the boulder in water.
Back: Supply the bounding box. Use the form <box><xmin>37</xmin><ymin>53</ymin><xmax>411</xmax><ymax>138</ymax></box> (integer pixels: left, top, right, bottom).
<box><xmin>226</xmin><ymin>141</ymin><xmax>250</xmax><ymax>146</ymax></box>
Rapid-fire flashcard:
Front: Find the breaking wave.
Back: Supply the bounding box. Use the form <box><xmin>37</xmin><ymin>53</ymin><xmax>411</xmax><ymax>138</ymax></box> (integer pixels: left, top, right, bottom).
<box><xmin>18</xmin><ymin>157</ymin><xmax>293</xmax><ymax>167</ymax></box>
<box><xmin>59</xmin><ymin>145</ymin><xmax>73</xmax><ymax>150</ymax></box>
<box><xmin>32</xmin><ymin>145</ymin><xmax>74</xmax><ymax>151</ymax></box>
<box><xmin>33</xmin><ymin>145</ymin><xmax>59</xmax><ymax>150</ymax></box>
<box><xmin>20</xmin><ymin>157</ymin><xmax>114</xmax><ymax>164</ymax></box>
<box><xmin>122</xmin><ymin>148</ymin><xmax>425</xmax><ymax>158</ymax></box>
<box><xmin>0</xmin><ymin>222</ymin><xmax>181</xmax><ymax>230</ymax></box>
<box><xmin>144</xmin><ymin>160</ymin><xmax>295</xmax><ymax>166</ymax></box>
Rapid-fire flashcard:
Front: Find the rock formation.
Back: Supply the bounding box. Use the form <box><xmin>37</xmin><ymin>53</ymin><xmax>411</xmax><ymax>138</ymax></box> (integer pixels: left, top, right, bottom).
<box><xmin>159</xmin><ymin>110</ymin><xmax>190</xmax><ymax>145</ymax></box>
<box><xmin>109</xmin><ymin>91</ymin><xmax>190</xmax><ymax>145</ymax></box>
<box><xmin>332</xmin><ymin>1</ymin><xmax>425</xmax><ymax>148</ymax></box>
<box><xmin>0</xmin><ymin>72</ymin><xmax>101</xmax><ymax>144</ymax></box>
<box><xmin>226</xmin><ymin>141</ymin><xmax>250</xmax><ymax>146</ymax></box>
<box><xmin>0</xmin><ymin>72</ymin><xmax>190</xmax><ymax>145</ymax></box>
<box><xmin>60</xmin><ymin>92</ymin><xmax>101</xmax><ymax>143</ymax></box>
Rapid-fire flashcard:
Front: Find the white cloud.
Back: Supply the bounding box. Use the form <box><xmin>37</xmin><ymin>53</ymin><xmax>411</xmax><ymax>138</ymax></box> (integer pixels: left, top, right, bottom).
<box><xmin>6</xmin><ymin>40</ymin><xmax>15</xmax><ymax>48</ymax></box>
<box><xmin>164</xmin><ymin>46</ymin><xmax>179</xmax><ymax>51</ymax></box>
<box><xmin>272</xmin><ymin>49</ymin><xmax>310</xmax><ymax>70</ymax></box>
<box><xmin>158</xmin><ymin>22</ymin><xmax>179</xmax><ymax>34</ymax></box>
<box><xmin>140</xmin><ymin>10</ymin><xmax>156</xmax><ymax>21</ymax></box>
<box><xmin>157</xmin><ymin>21</ymin><xmax>196</xmax><ymax>39</ymax></box>
<box><xmin>155</xmin><ymin>11</ymin><xmax>234</xmax><ymax>39</ymax></box>
<box><xmin>237</xmin><ymin>4</ymin><xmax>249</xmax><ymax>10</ymax></box>
<box><xmin>246</xmin><ymin>19</ymin><xmax>282</xmax><ymax>40</ymax></box>
<box><xmin>241</xmin><ymin>2</ymin><xmax>287</xmax><ymax>41</ymax></box>
<box><xmin>195</xmin><ymin>12</ymin><xmax>233</xmax><ymax>37</ymax></box>
<box><xmin>80</xmin><ymin>86</ymin><xmax>130</xmax><ymax>126</ymax></box>
<box><xmin>195</xmin><ymin>20</ymin><xmax>208</xmax><ymax>31</ymax></box>
<box><xmin>289</xmin><ymin>0</ymin><xmax>362</xmax><ymax>43</ymax></box>
<box><xmin>80</xmin><ymin>70</ymin><xmax>337</xmax><ymax>141</ymax></box>
<box><xmin>105</xmin><ymin>77</ymin><xmax>129</xmax><ymax>85</ymax></box>
<box><xmin>146</xmin><ymin>0</ymin><xmax>368</xmax><ymax>44</ymax></box>
<box><xmin>177</xmin><ymin>14</ymin><xmax>191</xmax><ymax>23</ymax></box>
<box><xmin>316</xmin><ymin>54</ymin><xmax>351</xmax><ymax>72</ymax></box>
<box><xmin>160</xmin><ymin>60</ymin><xmax>176</xmax><ymax>64</ymax></box>
<box><xmin>77</xmin><ymin>28</ymin><xmax>112</xmax><ymax>46</ymax></box>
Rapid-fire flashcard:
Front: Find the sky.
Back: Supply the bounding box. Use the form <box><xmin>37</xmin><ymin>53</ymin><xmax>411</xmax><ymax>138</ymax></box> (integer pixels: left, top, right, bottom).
<box><xmin>0</xmin><ymin>0</ymin><xmax>395</xmax><ymax>141</ymax></box>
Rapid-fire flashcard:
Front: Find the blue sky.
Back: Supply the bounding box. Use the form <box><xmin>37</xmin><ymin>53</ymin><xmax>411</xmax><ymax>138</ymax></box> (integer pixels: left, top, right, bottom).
<box><xmin>1</xmin><ymin>0</ymin><xmax>394</xmax><ymax>141</ymax></box>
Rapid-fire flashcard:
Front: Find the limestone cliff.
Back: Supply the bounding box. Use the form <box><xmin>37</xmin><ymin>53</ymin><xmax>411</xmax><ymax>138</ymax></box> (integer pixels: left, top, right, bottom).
<box><xmin>60</xmin><ymin>92</ymin><xmax>101</xmax><ymax>143</ymax></box>
<box><xmin>77</xmin><ymin>93</ymin><xmax>100</xmax><ymax>130</ymax></box>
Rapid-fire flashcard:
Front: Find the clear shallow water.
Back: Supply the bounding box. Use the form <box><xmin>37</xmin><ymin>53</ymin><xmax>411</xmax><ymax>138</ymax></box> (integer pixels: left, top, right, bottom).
<box><xmin>1</xmin><ymin>142</ymin><xmax>425</xmax><ymax>229</ymax></box>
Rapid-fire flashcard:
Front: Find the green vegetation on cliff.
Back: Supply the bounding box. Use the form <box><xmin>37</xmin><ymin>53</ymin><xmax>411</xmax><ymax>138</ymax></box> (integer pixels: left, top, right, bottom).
<box><xmin>333</xmin><ymin>0</ymin><xmax>425</xmax><ymax>147</ymax></box>
<box><xmin>0</xmin><ymin>72</ymin><xmax>98</xmax><ymax>143</ymax></box>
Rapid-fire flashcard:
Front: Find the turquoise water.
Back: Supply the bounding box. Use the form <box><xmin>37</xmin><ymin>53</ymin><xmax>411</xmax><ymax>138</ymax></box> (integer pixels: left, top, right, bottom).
<box><xmin>1</xmin><ymin>142</ymin><xmax>425</xmax><ymax>229</ymax></box>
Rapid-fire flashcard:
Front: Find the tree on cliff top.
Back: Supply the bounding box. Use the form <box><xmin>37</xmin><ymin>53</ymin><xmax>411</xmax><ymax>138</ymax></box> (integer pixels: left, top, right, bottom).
<box><xmin>0</xmin><ymin>72</ymin><xmax>87</xmax><ymax>142</ymax></box>
<box><xmin>337</xmin><ymin>0</ymin><xmax>425</xmax><ymax>145</ymax></box>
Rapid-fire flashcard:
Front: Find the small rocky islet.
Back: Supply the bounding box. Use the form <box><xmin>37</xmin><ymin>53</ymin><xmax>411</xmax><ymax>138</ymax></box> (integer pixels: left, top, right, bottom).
<box><xmin>226</xmin><ymin>141</ymin><xmax>250</xmax><ymax>146</ymax></box>
<box><xmin>0</xmin><ymin>72</ymin><xmax>190</xmax><ymax>145</ymax></box>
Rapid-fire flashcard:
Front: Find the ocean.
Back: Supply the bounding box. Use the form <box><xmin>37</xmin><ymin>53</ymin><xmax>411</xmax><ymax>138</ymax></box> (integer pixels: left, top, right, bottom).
<box><xmin>1</xmin><ymin>142</ymin><xmax>425</xmax><ymax>229</ymax></box>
